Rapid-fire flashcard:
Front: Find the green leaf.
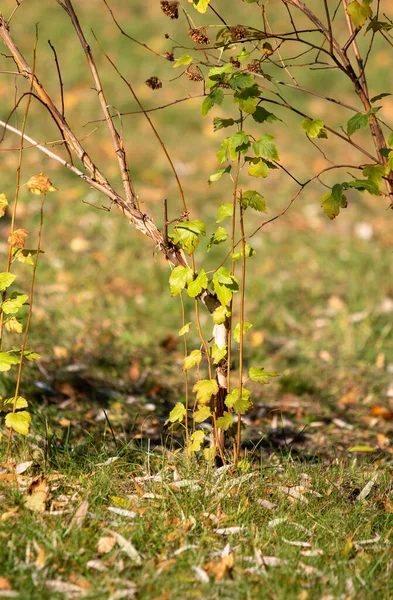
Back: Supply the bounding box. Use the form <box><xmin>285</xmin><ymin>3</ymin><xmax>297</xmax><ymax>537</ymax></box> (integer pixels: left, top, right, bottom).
<box><xmin>5</xmin><ymin>411</ymin><xmax>31</xmax><ymax>435</ymax></box>
<box><xmin>347</xmin><ymin>112</ymin><xmax>369</xmax><ymax>135</ymax></box>
<box><xmin>165</xmin><ymin>402</ymin><xmax>186</xmax><ymax>425</ymax></box>
<box><xmin>188</xmin><ymin>269</ymin><xmax>208</xmax><ymax>298</ymax></box>
<box><xmin>370</xmin><ymin>93</ymin><xmax>391</xmax><ymax>103</ymax></box>
<box><xmin>346</xmin><ymin>1</ymin><xmax>373</xmax><ymax>28</ymax></box>
<box><xmin>229</xmin><ymin>131</ymin><xmax>250</xmax><ymax>158</ymax></box>
<box><xmin>253</xmin><ymin>134</ymin><xmax>279</xmax><ymax>160</ymax></box>
<box><xmin>178</xmin><ymin>322</ymin><xmax>192</xmax><ymax>336</ymax></box>
<box><xmin>216</xmin><ymin>203</ymin><xmax>234</xmax><ymax>223</ymax></box>
<box><xmin>347</xmin><ymin>179</ymin><xmax>380</xmax><ymax>195</ymax></box>
<box><xmin>189</xmin><ymin>0</ymin><xmax>211</xmax><ymax>14</ymax></box>
<box><xmin>1</xmin><ymin>293</ymin><xmax>28</xmax><ymax>315</ymax></box>
<box><xmin>12</xmin><ymin>249</ymin><xmax>43</xmax><ymax>266</ymax></box>
<box><xmin>22</xmin><ymin>349</ymin><xmax>41</xmax><ymax>361</ymax></box>
<box><xmin>225</xmin><ymin>388</ymin><xmax>251</xmax><ymax>413</ymax></box>
<box><xmin>0</xmin><ymin>352</ymin><xmax>20</xmax><ymax>372</ymax></box>
<box><xmin>347</xmin><ymin>445</ymin><xmax>375</xmax><ymax>452</ymax></box>
<box><xmin>208</xmin><ymin>64</ymin><xmax>233</xmax><ymax>77</ymax></box>
<box><xmin>193</xmin><ymin>379</ymin><xmax>218</xmax><ymax>405</ymax></box>
<box><xmin>236</xmin><ymin>49</ymin><xmax>250</xmax><ymax>64</ymax></box>
<box><xmin>213</xmin><ymin>268</ymin><xmax>239</xmax><ymax>306</ymax></box>
<box><xmin>183</xmin><ymin>349</ymin><xmax>202</xmax><ymax>370</ymax></box>
<box><xmin>193</xmin><ymin>406</ymin><xmax>212</xmax><ymax>423</ymax></box>
<box><xmin>213</xmin><ymin>267</ymin><xmax>235</xmax><ymax>285</ymax></box>
<box><xmin>207</xmin><ymin>227</ymin><xmax>228</xmax><ymax>251</ymax></box>
<box><xmin>233</xmin><ymin>321</ymin><xmax>253</xmax><ymax>343</ymax></box>
<box><xmin>302</xmin><ymin>118</ymin><xmax>325</xmax><ymax>139</ymax></box>
<box><xmin>188</xmin><ymin>430</ymin><xmax>205</xmax><ymax>456</ymax></box>
<box><xmin>216</xmin><ymin>412</ymin><xmax>234</xmax><ymax>430</ymax></box>
<box><xmin>173</xmin><ymin>54</ymin><xmax>193</xmax><ymax>68</ymax></box>
<box><xmin>169</xmin><ymin>266</ymin><xmax>194</xmax><ymax>296</ymax></box>
<box><xmin>387</xmin><ymin>132</ymin><xmax>393</xmax><ymax>147</ymax></box>
<box><xmin>232</xmin><ymin>243</ymin><xmax>256</xmax><ymax>261</ymax></box>
<box><xmin>212</xmin><ymin>305</ymin><xmax>230</xmax><ymax>324</ymax></box>
<box><xmin>0</xmin><ymin>193</ymin><xmax>8</xmax><ymax>217</ymax></box>
<box><xmin>248</xmin><ymin>158</ymin><xmax>269</xmax><ymax>178</ymax></box>
<box><xmin>213</xmin><ymin>117</ymin><xmax>236</xmax><ymax>131</ymax></box>
<box><xmin>229</xmin><ymin>72</ymin><xmax>255</xmax><ymax>90</ymax></box>
<box><xmin>362</xmin><ymin>164</ymin><xmax>386</xmax><ymax>184</ymax></box>
<box><xmin>202</xmin><ymin>87</ymin><xmax>224</xmax><ymax>117</ymax></box>
<box><xmin>213</xmin><ymin>281</ymin><xmax>233</xmax><ymax>306</ymax></box>
<box><xmin>0</xmin><ymin>272</ymin><xmax>16</xmax><ymax>292</ymax></box>
<box><xmin>0</xmin><ymin>396</ymin><xmax>28</xmax><ymax>411</ymax></box>
<box><xmin>233</xmin><ymin>84</ymin><xmax>260</xmax><ymax>114</ymax></box>
<box><xmin>249</xmin><ymin>366</ymin><xmax>278</xmax><ymax>384</ymax></box>
<box><xmin>321</xmin><ymin>184</ymin><xmax>348</xmax><ymax>220</ymax></box>
<box><xmin>242</xmin><ymin>190</ymin><xmax>267</xmax><ymax>212</ymax></box>
<box><xmin>252</xmin><ymin>106</ymin><xmax>279</xmax><ymax>124</ymax></box>
<box><xmin>172</xmin><ymin>220</ymin><xmax>206</xmax><ymax>254</ymax></box>
<box><xmin>366</xmin><ymin>19</ymin><xmax>393</xmax><ymax>32</ymax></box>
<box><xmin>211</xmin><ymin>344</ymin><xmax>227</xmax><ymax>364</ymax></box>
<box><xmin>208</xmin><ymin>165</ymin><xmax>231</xmax><ymax>185</ymax></box>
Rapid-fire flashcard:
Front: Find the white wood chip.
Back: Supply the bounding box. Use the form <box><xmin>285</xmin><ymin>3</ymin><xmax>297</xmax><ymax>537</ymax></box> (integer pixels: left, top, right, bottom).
<box><xmin>268</xmin><ymin>517</ymin><xmax>288</xmax><ymax>528</ymax></box>
<box><xmin>86</xmin><ymin>559</ymin><xmax>108</xmax><ymax>572</ymax></box>
<box><xmin>192</xmin><ymin>566</ymin><xmax>210</xmax><ymax>583</ymax></box>
<box><xmin>357</xmin><ymin>473</ymin><xmax>378</xmax><ymax>502</ymax></box>
<box><xmin>15</xmin><ymin>461</ymin><xmax>33</xmax><ymax>474</ymax></box>
<box><xmin>282</xmin><ymin>537</ymin><xmax>311</xmax><ymax>547</ymax></box>
<box><xmin>107</xmin><ymin>507</ymin><xmax>137</xmax><ymax>518</ymax></box>
<box><xmin>214</xmin><ymin>527</ymin><xmax>244</xmax><ymax>535</ymax></box>
<box><xmin>257</xmin><ymin>499</ymin><xmax>277</xmax><ymax>510</ymax></box>
<box><xmin>301</xmin><ymin>549</ymin><xmax>324</xmax><ymax>556</ymax></box>
<box><xmin>106</xmin><ymin>530</ymin><xmax>141</xmax><ymax>565</ymax></box>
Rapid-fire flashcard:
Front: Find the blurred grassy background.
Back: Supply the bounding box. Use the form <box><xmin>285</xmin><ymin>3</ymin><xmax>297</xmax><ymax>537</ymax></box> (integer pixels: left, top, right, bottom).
<box><xmin>1</xmin><ymin>0</ymin><xmax>393</xmax><ymax>455</ymax></box>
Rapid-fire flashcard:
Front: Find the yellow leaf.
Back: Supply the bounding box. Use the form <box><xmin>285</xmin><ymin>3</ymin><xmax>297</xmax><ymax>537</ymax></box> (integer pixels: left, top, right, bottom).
<box><xmin>26</xmin><ymin>173</ymin><xmax>58</xmax><ymax>194</ymax></box>
<box><xmin>5</xmin><ymin>411</ymin><xmax>31</xmax><ymax>435</ymax></box>
<box><xmin>23</xmin><ymin>476</ymin><xmax>48</xmax><ymax>513</ymax></box>
<box><xmin>183</xmin><ymin>349</ymin><xmax>202</xmax><ymax>370</ymax></box>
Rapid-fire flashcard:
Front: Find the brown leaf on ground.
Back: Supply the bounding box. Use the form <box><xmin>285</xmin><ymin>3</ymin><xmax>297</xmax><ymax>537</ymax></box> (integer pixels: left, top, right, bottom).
<box><xmin>204</xmin><ymin>552</ymin><xmax>234</xmax><ymax>581</ymax></box>
<box><xmin>371</xmin><ymin>405</ymin><xmax>393</xmax><ymax>420</ymax></box>
<box><xmin>35</xmin><ymin>544</ymin><xmax>46</xmax><ymax>570</ymax></box>
<box><xmin>97</xmin><ymin>535</ymin><xmax>117</xmax><ymax>555</ymax></box>
<box><xmin>24</xmin><ymin>476</ymin><xmax>49</xmax><ymax>513</ymax></box>
<box><xmin>69</xmin><ymin>498</ymin><xmax>89</xmax><ymax>529</ymax></box>
<box><xmin>0</xmin><ymin>577</ymin><xmax>12</xmax><ymax>590</ymax></box>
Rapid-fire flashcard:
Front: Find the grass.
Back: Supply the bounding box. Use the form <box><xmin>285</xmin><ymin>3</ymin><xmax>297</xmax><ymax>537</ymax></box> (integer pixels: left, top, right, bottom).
<box><xmin>1</xmin><ymin>447</ymin><xmax>393</xmax><ymax>599</ymax></box>
<box><xmin>1</xmin><ymin>0</ymin><xmax>393</xmax><ymax>597</ymax></box>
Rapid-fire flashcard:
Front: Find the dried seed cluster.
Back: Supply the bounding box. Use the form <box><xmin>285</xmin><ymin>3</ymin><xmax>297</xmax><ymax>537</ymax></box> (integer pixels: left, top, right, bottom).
<box><xmin>160</xmin><ymin>0</ymin><xmax>179</xmax><ymax>19</ymax></box>
<box><xmin>145</xmin><ymin>77</ymin><xmax>162</xmax><ymax>90</ymax></box>
<box><xmin>185</xmin><ymin>65</ymin><xmax>204</xmax><ymax>82</ymax></box>
<box><xmin>230</xmin><ymin>57</ymin><xmax>241</xmax><ymax>68</ymax></box>
<box><xmin>163</xmin><ymin>51</ymin><xmax>175</xmax><ymax>62</ymax></box>
<box><xmin>188</xmin><ymin>26</ymin><xmax>210</xmax><ymax>45</ymax></box>
<box><xmin>247</xmin><ymin>60</ymin><xmax>261</xmax><ymax>73</ymax></box>
<box><xmin>230</xmin><ymin>25</ymin><xmax>249</xmax><ymax>40</ymax></box>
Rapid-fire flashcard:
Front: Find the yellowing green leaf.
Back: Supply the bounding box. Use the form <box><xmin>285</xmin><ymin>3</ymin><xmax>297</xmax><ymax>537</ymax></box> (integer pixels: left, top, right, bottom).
<box><xmin>173</xmin><ymin>54</ymin><xmax>193</xmax><ymax>68</ymax></box>
<box><xmin>225</xmin><ymin>388</ymin><xmax>251</xmax><ymax>413</ymax></box>
<box><xmin>211</xmin><ymin>344</ymin><xmax>227</xmax><ymax>364</ymax></box>
<box><xmin>253</xmin><ymin>134</ymin><xmax>279</xmax><ymax>160</ymax></box>
<box><xmin>347</xmin><ymin>445</ymin><xmax>375</xmax><ymax>452</ymax></box>
<box><xmin>178</xmin><ymin>322</ymin><xmax>192</xmax><ymax>336</ymax></box>
<box><xmin>346</xmin><ymin>1</ymin><xmax>373</xmax><ymax>28</ymax></box>
<box><xmin>188</xmin><ymin>0</ymin><xmax>211</xmax><ymax>13</ymax></box>
<box><xmin>193</xmin><ymin>379</ymin><xmax>218</xmax><ymax>405</ymax></box>
<box><xmin>212</xmin><ymin>305</ymin><xmax>230</xmax><ymax>324</ymax></box>
<box><xmin>321</xmin><ymin>184</ymin><xmax>348</xmax><ymax>220</ymax></box>
<box><xmin>362</xmin><ymin>164</ymin><xmax>386</xmax><ymax>184</ymax></box>
<box><xmin>0</xmin><ymin>272</ymin><xmax>16</xmax><ymax>292</ymax></box>
<box><xmin>233</xmin><ymin>321</ymin><xmax>253</xmax><ymax>343</ymax></box>
<box><xmin>193</xmin><ymin>405</ymin><xmax>212</xmax><ymax>423</ymax></box>
<box><xmin>183</xmin><ymin>349</ymin><xmax>202</xmax><ymax>370</ymax></box>
<box><xmin>0</xmin><ymin>352</ymin><xmax>20</xmax><ymax>372</ymax></box>
<box><xmin>249</xmin><ymin>366</ymin><xmax>278</xmax><ymax>383</ymax></box>
<box><xmin>248</xmin><ymin>159</ymin><xmax>269</xmax><ymax>178</ymax></box>
<box><xmin>0</xmin><ymin>396</ymin><xmax>28</xmax><ymax>411</ymax></box>
<box><xmin>1</xmin><ymin>293</ymin><xmax>29</xmax><ymax>315</ymax></box>
<box><xmin>302</xmin><ymin>118</ymin><xmax>325</xmax><ymax>138</ymax></box>
<box><xmin>188</xmin><ymin>430</ymin><xmax>205</xmax><ymax>456</ymax></box>
<box><xmin>172</xmin><ymin>220</ymin><xmax>206</xmax><ymax>254</ymax></box>
<box><xmin>5</xmin><ymin>411</ymin><xmax>31</xmax><ymax>435</ymax></box>
<box><xmin>242</xmin><ymin>190</ymin><xmax>267</xmax><ymax>213</ymax></box>
<box><xmin>216</xmin><ymin>203</ymin><xmax>234</xmax><ymax>223</ymax></box>
<box><xmin>165</xmin><ymin>402</ymin><xmax>186</xmax><ymax>425</ymax></box>
<box><xmin>203</xmin><ymin>446</ymin><xmax>216</xmax><ymax>461</ymax></box>
<box><xmin>169</xmin><ymin>266</ymin><xmax>194</xmax><ymax>296</ymax></box>
<box><xmin>188</xmin><ymin>269</ymin><xmax>208</xmax><ymax>298</ymax></box>
<box><xmin>216</xmin><ymin>412</ymin><xmax>234</xmax><ymax>430</ymax></box>
<box><xmin>0</xmin><ymin>193</ymin><xmax>8</xmax><ymax>217</ymax></box>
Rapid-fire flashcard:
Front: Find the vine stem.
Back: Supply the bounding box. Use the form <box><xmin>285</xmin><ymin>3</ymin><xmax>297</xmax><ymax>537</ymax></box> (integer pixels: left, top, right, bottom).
<box><xmin>179</xmin><ymin>292</ymin><xmax>190</xmax><ymax>448</ymax></box>
<box><xmin>234</xmin><ymin>192</ymin><xmax>246</xmax><ymax>467</ymax></box>
<box><xmin>6</xmin><ymin>195</ymin><xmax>45</xmax><ymax>460</ymax></box>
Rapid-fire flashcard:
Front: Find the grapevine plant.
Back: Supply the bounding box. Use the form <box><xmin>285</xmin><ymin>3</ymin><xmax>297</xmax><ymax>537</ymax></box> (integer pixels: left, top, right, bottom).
<box><xmin>1</xmin><ymin>0</ymin><xmax>393</xmax><ymax>464</ymax></box>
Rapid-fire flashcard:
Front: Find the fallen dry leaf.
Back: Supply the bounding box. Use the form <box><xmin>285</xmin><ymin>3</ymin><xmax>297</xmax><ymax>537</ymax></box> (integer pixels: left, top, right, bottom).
<box><xmin>69</xmin><ymin>498</ymin><xmax>89</xmax><ymax>529</ymax></box>
<box><xmin>0</xmin><ymin>578</ymin><xmax>12</xmax><ymax>591</ymax></box>
<box><xmin>204</xmin><ymin>553</ymin><xmax>234</xmax><ymax>581</ymax></box>
<box><xmin>15</xmin><ymin>461</ymin><xmax>33</xmax><ymax>475</ymax></box>
<box><xmin>35</xmin><ymin>545</ymin><xmax>46</xmax><ymax>570</ymax></box>
<box><xmin>1</xmin><ymin>507</ymin><xmax>19</xmax><ymax>521</ymax></box>
<box><xmin>97</xmin><ymin>536</ymin><xmax>116</xmax><ymax>555</ymax></box>
<box><xmin>24</xmin><ymin>476</ymin><xmax>49</xmax><ymax>513</ymax></box>
<box><xmin>46</xmin><ymin>580</ymin><xmax>85</xmax><ymax>595</ymax></box>
<box><xmin>106</xmin><ymin>530</ymin><xmax>142</xmax><ymax>565</ymax></box>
